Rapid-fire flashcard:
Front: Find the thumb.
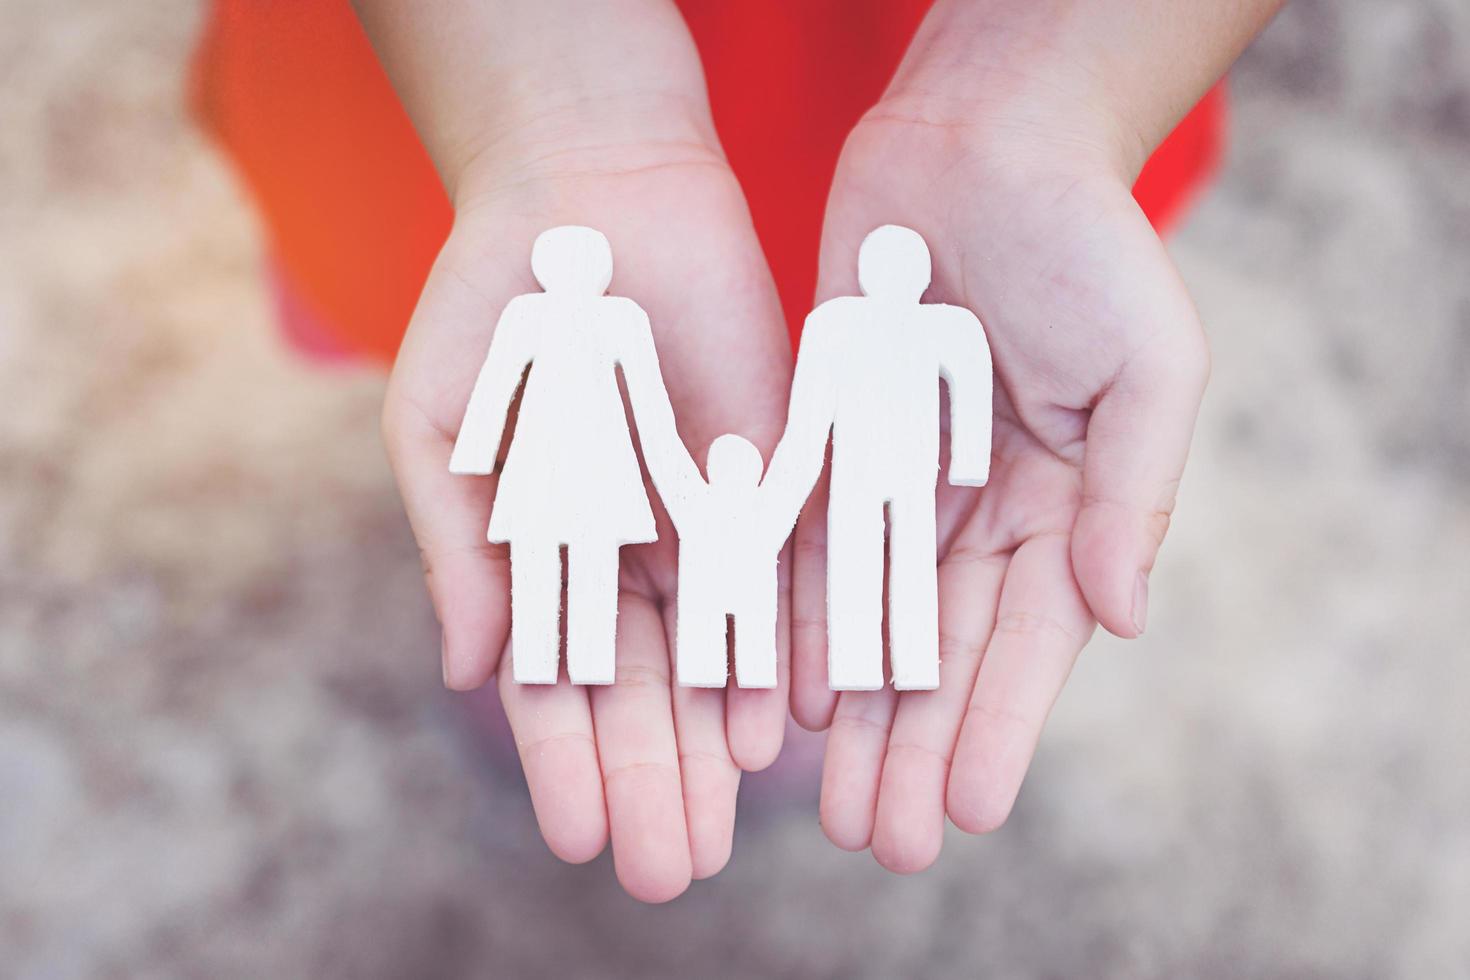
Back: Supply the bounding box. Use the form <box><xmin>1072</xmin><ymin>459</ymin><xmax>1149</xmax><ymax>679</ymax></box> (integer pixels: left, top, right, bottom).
<box><xmin>1071</xmin><ymin>320</ymin><xmax>1210</xmax><ymax>639</ymax></box>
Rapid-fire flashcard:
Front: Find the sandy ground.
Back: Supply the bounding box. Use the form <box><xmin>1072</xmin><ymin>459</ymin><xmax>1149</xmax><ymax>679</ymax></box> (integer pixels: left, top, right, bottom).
<box><xmin>2</xmin><ymin>1</ymin><xmax>1468</xmax><ymax>977</ymax></box>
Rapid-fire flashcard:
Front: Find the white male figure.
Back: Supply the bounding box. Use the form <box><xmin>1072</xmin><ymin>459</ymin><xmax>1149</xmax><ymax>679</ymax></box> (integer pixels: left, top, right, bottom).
<box><xmin>766</xmin><ymin>225</ymin><xmax>992</xmax><ymax>690</ymax></box>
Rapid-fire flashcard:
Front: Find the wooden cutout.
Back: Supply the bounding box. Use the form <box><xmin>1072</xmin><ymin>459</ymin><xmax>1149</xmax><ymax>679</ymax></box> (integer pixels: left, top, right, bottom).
<box><xmin>765</xmin><ymin>225</ymin><xmax>992</xmax><ymax>691</ymax></box>
<box><xmin>451</xmin><ymin>224</ymin><xmax>991</xmax><ymax>692</ymax></box>
<box><xmin>449</xmin><ymin>226</ymin><xmax>677</xmax><ymax>685</ymax></box>
<box><xmin>640</xmin><ymin>433</ymin><xmax>806</xmax><ymax>688</ymax></box>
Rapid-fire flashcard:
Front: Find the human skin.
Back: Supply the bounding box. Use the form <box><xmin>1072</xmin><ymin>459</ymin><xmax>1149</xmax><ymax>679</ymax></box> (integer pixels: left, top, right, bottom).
<box><xmin>354</xmin><ymin>0</ymin><xmax>1283</xmax><ymax>897</ymax></box>
<box><xmin>354</xmin><ymin>0</ymin><xmax>795</xmax><ymax>903</ymax></box>
<box><xmin>793</xmin><ymin>0</ymin><xmax>1285</xmax><ymax>872</ymax></box>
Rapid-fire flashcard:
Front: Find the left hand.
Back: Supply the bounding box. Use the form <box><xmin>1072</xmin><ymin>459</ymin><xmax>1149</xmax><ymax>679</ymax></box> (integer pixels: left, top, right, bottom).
<box><xmin>790</xmin><ymin>85</ymin><xmax>1210</xmax><ymax>872</ymax></box>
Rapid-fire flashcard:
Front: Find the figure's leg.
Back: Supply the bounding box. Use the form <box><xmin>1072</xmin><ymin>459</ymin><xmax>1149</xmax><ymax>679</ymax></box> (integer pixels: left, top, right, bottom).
<box><xmin>732</xmin><ymin>562</ymin><xmax>778</xmax><ymax>689</ymax></box>
<box><xmin>827</xmin><ymin>494</ymin><xmax>885</xmax><ymax>690</ymax></box>
<box><xmin>888</xmin><ymin>488</ymin><xmax>940</xmax><ymax>690</ymax></box>
<box><xmin>566</xmin><ymin>544</ymin><xmax>619</xmax><ymax>685</ymax></box>
<box><xmin>510</xmin><ymin>541</ymin><xmax>561</xmax><ymax>684</ymax></box>
<box><xmin>676</xmin><ymin>558</ymin><xmax>729</xmax><ymax>688</ymax></box>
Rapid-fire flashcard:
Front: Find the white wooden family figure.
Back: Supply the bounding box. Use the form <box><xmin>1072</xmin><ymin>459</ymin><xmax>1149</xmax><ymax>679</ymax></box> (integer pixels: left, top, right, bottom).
<box><xmin>450</xmin><ymin>224</ymin><xmax>991</xmax><ymax>692</ymax></box>
<box><xmin>651</xmin><ymin>432</ymin><xmax>806</xmax><ymax>689</ymax></box>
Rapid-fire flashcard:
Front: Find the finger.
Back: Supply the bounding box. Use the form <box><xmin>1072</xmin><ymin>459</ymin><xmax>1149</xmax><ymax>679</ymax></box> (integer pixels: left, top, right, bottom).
<box><xmin>790</xmin><ymin>474</ymin><xmax>839</xmax><ymax>730</ymax></box>
<box><xmin>498</xmin><ymin>651</ymin><xmax>608</xmax><ymax>864</ymax></box>
<box><xmin>589</xmin><ymin>593</ymin><xmax>692</xmax><ymax>903</ymax></box>
<box><xmin>946</xmin><ymin>533</ymin><xmax>1095</xmax><ymax>835</ymax></box>
<box><xmin>869</xmin><ymin>545</ymin><xmax>1008</xmax><ymax>874</ymax></box>
<box><xmin>818</xmin><ymin>686</ymin><xmax>898</xmax><ymax>852</ymax></box>
<box><xmin>724</xmin><ymin>543</ymin><xmax>792</xmax><ymax>771</ymax></box>
<box><xmin>672</xmin><ymin>685</ymin><xmax>740</xmax><ymax>880</ymax></box>
<box><xmin>1071</xmin><ymin>231</ymin><xmax>1210</xmax><ymax>638</ymax></box>
<box><xmin>668</xmin><ymin>666</ymin><xmax>742</xmax><ymax>882</ymax></box>
<box><xmin>658</xmin><ymin>601</ymin><xmax>742</xmax><ymax>879</ymax></box>
<box><xmin>383</xmin><ymin>234</ymin><xmax>533</xmax><ymax>689</ymax></box>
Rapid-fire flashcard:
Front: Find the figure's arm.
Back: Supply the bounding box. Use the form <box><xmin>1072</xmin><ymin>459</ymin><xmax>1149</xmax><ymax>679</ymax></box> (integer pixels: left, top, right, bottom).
<box><xmin>616</xmin><ymin>303</ymin><xmax>704</xmax><ymax>519</ymax></box>
<box><xmin>448</xmin><ymin>299</ymin><xmax>535</xmax><ymax>475</ymax></box>
<box><xmin>937</xmin><ymin>306</ymin><xmax>993</xmax><ymax>487</ymax></box>
<box><xmin>752</xmin><ymin>480</ymin><xmax>804</xmax><ymax>554</ymax></box>
<box><xmin>761</xmin><ymin>309</ymin><xmax>839</xmax><ymax>523</ymax></box>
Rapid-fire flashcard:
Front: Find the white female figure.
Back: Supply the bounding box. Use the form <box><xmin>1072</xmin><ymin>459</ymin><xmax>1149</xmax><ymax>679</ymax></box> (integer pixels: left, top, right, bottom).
<box><xmin>449</xmin><ymin>226</ymin><xmax>679</xmax><ymax>685</ymax></box>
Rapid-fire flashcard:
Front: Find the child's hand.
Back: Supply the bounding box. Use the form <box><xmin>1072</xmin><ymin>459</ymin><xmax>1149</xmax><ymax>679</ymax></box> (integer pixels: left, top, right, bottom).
<box><xmin>791</xmin><ymin>0</ymin><xmax>1277</xmax><ymax>872</ymax></box>
<box><xmin>363</xmin><ymin>1</ymin><xmax>793</xmax><ymax>902</ymax></box>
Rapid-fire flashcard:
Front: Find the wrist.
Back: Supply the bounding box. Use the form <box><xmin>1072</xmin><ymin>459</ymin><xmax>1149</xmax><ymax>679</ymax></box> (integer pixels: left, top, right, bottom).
<box><xmin>450</xmin><ymin>87</ymin><xmax>723</xmax><ymax>214</ymax></box>
<box><xmin>358</xmin><ymin>0</ymin><xmax>723</xmax><ymax>212</ymax></box>
<box><xmin>879</xmin><ymin>0</ymin><xmax>1192</xmax><ymax>182</ymax></box>
<box><xmin>877</xmin><ymin>63</ymin><xmax>1143</xmax><ymax>185</ymax></box>
<box><xmin>884</xmin><ymin>0</ymin><xmax>1280</xmax><ymax>182</ymax></box>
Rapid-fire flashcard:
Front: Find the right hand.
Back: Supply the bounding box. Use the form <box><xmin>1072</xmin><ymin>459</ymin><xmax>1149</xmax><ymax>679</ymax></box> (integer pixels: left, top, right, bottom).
<box><xmin>379</xmin><ymin>76</ymin><xmax>795</xmax><ymax>906</ymax></box>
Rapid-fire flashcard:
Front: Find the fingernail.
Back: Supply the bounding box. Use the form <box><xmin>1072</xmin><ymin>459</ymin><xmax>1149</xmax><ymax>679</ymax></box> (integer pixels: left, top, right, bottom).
<box><xmin>1132</xmin><ymin>570</ymin><xmax>1150</xmax><ymax>636</ymax></box>
<box><xmin>441</xmin><ymin>633</ymin><xmax>451</xmax><ymax>687</ymax></box>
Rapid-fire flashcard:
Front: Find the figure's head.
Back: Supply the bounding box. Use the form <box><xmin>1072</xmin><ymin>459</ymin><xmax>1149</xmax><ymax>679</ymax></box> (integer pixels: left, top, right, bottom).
<box><xmin>706</xmin><ymin>434</ymin><xmax>763</xmax><ymax>488</ymax></box>
<box><xmin>857</xmin><ymin>224</ymin><xmax>931</xmax><ymax>303</ymax></box>
<box><xmin>531</xmin><ymin>225</ymin><xmax>613</xmax><ymax>295</ymax></box>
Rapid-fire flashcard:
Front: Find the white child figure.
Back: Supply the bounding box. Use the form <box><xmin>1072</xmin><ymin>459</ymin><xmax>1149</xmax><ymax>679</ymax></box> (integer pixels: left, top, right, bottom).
<box><xmin>640</xmin><ymin>433</ymin><xmax>803</xmax><ymax>688</ymax></box>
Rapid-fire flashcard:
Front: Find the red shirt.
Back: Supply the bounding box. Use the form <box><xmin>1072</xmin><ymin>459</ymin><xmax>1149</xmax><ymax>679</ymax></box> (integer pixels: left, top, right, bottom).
<box><xmin>193</xmin><ymin>0</ymin><xmax>1224</xmax><ymax>363</ymax></box>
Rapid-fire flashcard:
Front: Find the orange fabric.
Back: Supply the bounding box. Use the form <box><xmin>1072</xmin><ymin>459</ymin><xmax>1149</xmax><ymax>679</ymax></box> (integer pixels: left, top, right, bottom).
<box><xmin>193</xmin><ymin>0</ymin><xmax>1226</xmax><ymax>365</ymax></box>
<box><xmin>191</xmin><ymin>1</ymin><xmax>451</xmax><ymax>364</ymax></box>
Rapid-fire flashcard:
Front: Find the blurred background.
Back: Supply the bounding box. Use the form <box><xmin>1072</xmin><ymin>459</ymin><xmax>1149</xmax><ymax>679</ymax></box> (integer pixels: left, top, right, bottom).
<box><xmin>3</xmin><ymin>1</ymin><xmax>1468</xmax><ymax>977</ymax></box>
